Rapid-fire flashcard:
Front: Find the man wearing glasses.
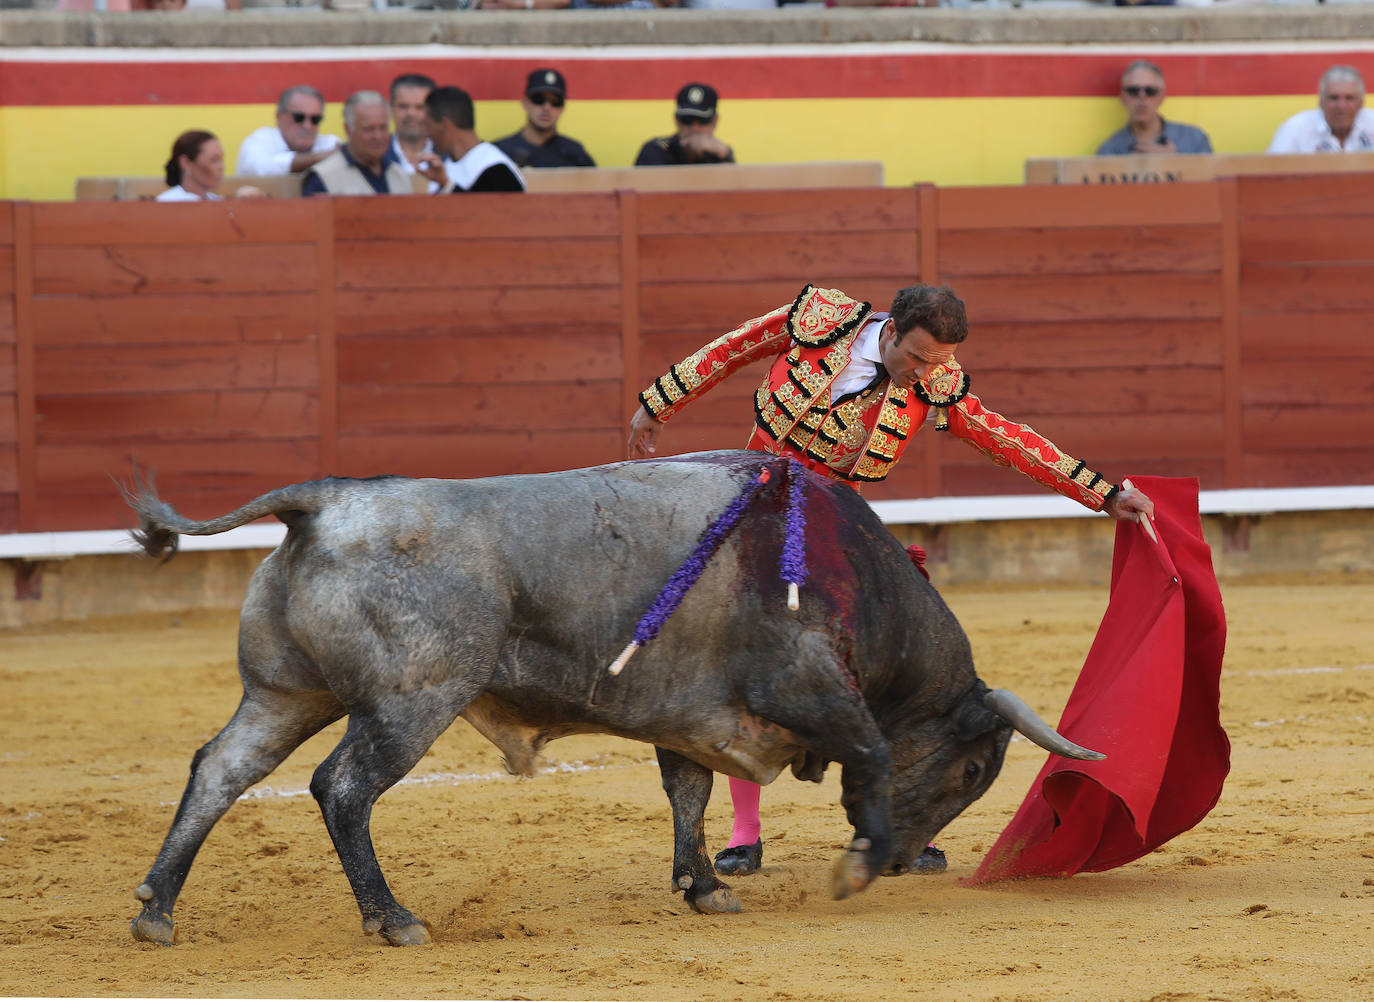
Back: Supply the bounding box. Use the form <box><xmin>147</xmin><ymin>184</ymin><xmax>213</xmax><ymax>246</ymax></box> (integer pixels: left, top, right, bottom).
<box><xmin>1095</xmin><ymin>60</ymin><xmax>1212</xmax><ymax>156</ymax></box>
<box><xmin>495</xmin><ymin>68</ymin><xmax>597</xmax><ymax>169</ymax></box>
<box><xmin>635</xmin><ymin>83</ymin><xmax>735</xmax><ymax>166</ymax></box>
<box><xmin>235</xmin><ymin>85</ymin><xmax>343</xmax><ymax>177</ymax></box>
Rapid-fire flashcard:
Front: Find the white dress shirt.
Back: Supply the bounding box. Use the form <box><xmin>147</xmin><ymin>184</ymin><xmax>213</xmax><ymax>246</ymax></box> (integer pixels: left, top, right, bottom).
<box><xmin>235</xmin><ymin>126</ymin><xmax>341</xmax><ymax>177</ymax></box>
<box><xmin>828</xmin><ymin>317</ymin><xmax>888</xmax><ymax>402</ymax></box>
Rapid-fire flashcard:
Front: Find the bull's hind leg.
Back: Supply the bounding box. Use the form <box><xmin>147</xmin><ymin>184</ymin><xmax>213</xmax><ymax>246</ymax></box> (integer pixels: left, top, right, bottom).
<box><xmin>131</xmin><ymin>688</ymin><xmax>343</xmax><ymax>945</ymax></box>
<box><xmin>309</xmin><ymin>689</ymin><xmax>470</xmax><ymax>947</ymax></box>
<box><xmin>655</xmin><ymin>748</ymin><xmax>740</xmax><ymax>915</ymax></box>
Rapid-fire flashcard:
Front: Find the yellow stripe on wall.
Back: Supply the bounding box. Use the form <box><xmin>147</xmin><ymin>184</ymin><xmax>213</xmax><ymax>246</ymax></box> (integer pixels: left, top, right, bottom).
<box><xmin>0</xmin><ymin>95</ymin><xmax>1324</xmax><ymax>201</ymax></box>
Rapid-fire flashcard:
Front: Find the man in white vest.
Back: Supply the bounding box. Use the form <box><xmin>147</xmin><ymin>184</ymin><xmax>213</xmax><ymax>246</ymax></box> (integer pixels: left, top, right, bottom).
<box><xmin>303</xmin><ymin>91</ymin><xmax>411</xmax><ymax>197</ymax></box>
<box><xmin>416</xmin><ymin>86</ymin><xmax>526</xmax><ymax>194</ymax></box>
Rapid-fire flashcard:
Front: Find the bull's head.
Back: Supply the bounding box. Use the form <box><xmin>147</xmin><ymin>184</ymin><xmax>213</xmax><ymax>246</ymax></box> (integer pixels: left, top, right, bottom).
<box><xmin>882</xmin><ymin>683</ymin><xmax>1103</xmax><ymax>873</ymax></box>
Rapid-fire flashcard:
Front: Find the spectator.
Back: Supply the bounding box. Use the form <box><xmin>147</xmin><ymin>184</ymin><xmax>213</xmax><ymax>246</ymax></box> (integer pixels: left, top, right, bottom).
<box><xmin>418</xmin><ymin>86</ymin><xmax>526</xmax><ymax>194</ymax></box>
<box><xmin>1096</xmin><ymin>60</ymin><xmax>1212</xmax><ymax>156</ymax></box>
<box><xmin>157</xmin><ymin>130</ymin><xmax>225</xmax><ymax>202</ymax></box>
<box><xmin>389</xmin><ymin>73</ymin><xmax>437</xmax><ymax>175</ymax></box>
<box><xmin>635</xmin><ymin>83</ymin><xmax>735</xmax><ymax>166</ymax></box>
<box><xmin>235</xmin><ymin>85</ymin><xmax>341</xmax><ymax>177</ymax></box>
<box><xmin>302</xmin><ymin>92</ymin><xmax>411</xmax><ymax>197</ymax></box>
<box><xmin>1267</xmin><ymin>65</ymin><xmax>1374</xmax><ymax>154</ymax></box>
<box><xmin>495</xmin><ymin>68</ymin><xmax>597</xmax><ymax>169</ymax></box>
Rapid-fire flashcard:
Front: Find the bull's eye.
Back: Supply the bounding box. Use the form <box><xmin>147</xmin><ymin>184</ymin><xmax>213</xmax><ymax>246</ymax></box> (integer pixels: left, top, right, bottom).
<box><xmin>963</xmin><ymin>761</ymin><xmax>981</xmax><ymax>787</ymax></box>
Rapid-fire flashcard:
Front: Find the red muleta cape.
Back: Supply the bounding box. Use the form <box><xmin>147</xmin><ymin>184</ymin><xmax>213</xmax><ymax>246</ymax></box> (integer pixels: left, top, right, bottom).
<box><xmin>965</xmin><ymin>475</ymin><xmax>1230</xmax><ymax>884</ymax></box>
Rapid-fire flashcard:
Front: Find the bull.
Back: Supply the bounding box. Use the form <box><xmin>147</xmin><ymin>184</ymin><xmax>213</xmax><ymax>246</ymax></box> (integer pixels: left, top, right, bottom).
<box><xmin>125</xmin><ymin>450</ymin><xmax>1101</xmax><ymax>947</ymax></box>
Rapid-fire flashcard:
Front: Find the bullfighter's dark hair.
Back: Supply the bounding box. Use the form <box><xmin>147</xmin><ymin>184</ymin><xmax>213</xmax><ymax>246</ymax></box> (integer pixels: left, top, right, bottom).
<box><xmin>889</xmin><ymin>285</ymin><xmax>969</xmax><ymax>345</ymax></box>
<box><xmin>426</xmin><ymin>86</ymin><xmax>476</xmax><ymax>131</ymax></box>
<box><xmin>390</xmin><ymin>73</ymin><xmax>437</xmax><ymax>103</ymax></box>
<box><xmin>164</xmin><ymin>130</ymin><xmax>217</xmax><ymax>187</ymax></box>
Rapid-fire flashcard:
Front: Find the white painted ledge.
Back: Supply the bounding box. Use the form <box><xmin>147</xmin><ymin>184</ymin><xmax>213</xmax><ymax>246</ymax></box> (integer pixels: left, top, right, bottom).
<box><xmin>1</xmin><ymin>485</ymin><xmax>1371</xmax><ymax>561</ymax></box>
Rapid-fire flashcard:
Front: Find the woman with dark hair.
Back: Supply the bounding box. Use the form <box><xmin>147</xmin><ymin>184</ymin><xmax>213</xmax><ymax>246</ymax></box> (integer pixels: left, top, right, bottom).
<box><xmin>157</xmin><ymin>130</ymin><xmax>225</xmax><ymax>202</ymax></box>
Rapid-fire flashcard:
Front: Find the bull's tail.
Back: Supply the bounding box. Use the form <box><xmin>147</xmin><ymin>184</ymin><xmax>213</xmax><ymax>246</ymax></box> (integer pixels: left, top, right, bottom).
<box><xmin>122</xmin><ymin>467</ymin><xmax>335</xmax><ymax>563</ymax></box>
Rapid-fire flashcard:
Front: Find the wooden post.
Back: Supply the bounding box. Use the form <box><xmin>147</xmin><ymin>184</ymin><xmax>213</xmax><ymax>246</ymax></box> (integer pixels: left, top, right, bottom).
<box><xmin>918</xmin><ymin>183</ymin><xmax>942</xmax><ymax>499</ymax></box>
<box><xmin>315</xmin><ymin>197</ymin><xmax>337</xmax><ymax>477</ymax></box>
<box><xmin>618</xmin><ymin>189</ymin><xmax>641</xmax><ymax>433</ymax></box>
<box><xmin>1218</xmin><ymin>177</ymin><xmax>1243</xmax><ymax>488</ymax></box>
<box><xmin>13</xmin><ymin>202</ymin><xmax>36</xmax><ymax>532</ymax></box>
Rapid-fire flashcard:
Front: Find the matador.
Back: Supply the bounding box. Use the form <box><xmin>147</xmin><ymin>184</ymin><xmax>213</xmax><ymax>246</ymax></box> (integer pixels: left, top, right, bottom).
<box><xmin>626</xmin><ymin>283</ymin><xmax>1155</xmax><ymax>878</ymax></box>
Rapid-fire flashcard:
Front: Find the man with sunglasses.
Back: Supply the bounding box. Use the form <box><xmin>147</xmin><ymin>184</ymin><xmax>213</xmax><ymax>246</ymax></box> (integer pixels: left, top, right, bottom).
<box><xmin>635</xmin><ymin>83</ymin><xmax>735</xmax><ymax>166</ymax></box>
<box><xmin>235</xmin><ymin>85</ymin><xmax>342</xmax><ymax>177</ymax></box>
<box><xmin>1095</xmin><ymin>60</ymin><xmax>1211</xmax><ymax>156</ymax></box>
<box><xmin>626</xmin><ymin>283</ymin><xmax>1155</xmax><ymax>879</ymax></box>
<box><xmin>495</xmin><ymin>68</ymin><xmax>596</xmax><ymax>170</ymax></box>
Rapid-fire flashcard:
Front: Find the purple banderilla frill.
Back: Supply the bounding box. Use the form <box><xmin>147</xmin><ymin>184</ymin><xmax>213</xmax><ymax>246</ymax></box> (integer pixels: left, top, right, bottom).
<box><xmin>607</xmin><ymin>460</ymin><xmax>810</xmax><ymax>676</ymax></box>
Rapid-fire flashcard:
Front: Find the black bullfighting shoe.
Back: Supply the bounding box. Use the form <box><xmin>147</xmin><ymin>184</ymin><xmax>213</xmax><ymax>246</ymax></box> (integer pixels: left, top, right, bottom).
<box><xmin>713</xmin><ymin>840</ymin><xmax>763</xmax><ymax>876</ymax></box>
<box><xmin>911</xmin><ymin>844</ymin><xmax>948</xmax><ymax>874</ymax></box>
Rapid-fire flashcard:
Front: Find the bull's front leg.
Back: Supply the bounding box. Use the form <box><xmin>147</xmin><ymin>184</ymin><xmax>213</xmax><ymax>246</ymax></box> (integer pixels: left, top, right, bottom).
<box><xmin>654</xmin><ymin>748</ymin><xmax>740</xmax><ymax>915</ymax></box>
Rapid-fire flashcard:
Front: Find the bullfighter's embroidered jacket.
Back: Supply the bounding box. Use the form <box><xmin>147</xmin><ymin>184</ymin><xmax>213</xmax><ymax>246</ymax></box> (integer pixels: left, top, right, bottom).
<box><xmin>637</xmin><ymin>285</ymin><xmax>1117</xmax><ymax>510</ymax></box>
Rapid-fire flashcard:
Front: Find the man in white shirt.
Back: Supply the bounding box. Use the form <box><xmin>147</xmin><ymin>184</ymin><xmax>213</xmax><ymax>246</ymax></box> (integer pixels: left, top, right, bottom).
<box><xmin>1267</xmin><ymin>65</ymin><xmax>1374</xmax><ymax>154</ymax></box>
<box><xmin>235</xmin><ymin>85</ymin><xmax>342</xmax><ymax>177</ymax></box>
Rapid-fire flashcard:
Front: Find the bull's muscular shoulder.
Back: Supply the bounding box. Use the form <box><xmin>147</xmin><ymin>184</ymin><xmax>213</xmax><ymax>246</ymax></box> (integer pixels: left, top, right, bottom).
<box><xmin>787</xmin><ymin>285</ymin><xmax>872</xmax><ymax>348</ymax></box>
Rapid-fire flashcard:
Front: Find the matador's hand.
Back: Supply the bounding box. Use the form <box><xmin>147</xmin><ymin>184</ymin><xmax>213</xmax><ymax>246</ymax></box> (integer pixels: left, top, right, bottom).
<box><xmin>1106</xmin><ymin>481</ymin><xmax>1155</xmax><ymax>523</ymax></box>
<box><xmin>627</xmin><ymin>409</ymin><xmax>662</xmax><ymax>459</ymax></box>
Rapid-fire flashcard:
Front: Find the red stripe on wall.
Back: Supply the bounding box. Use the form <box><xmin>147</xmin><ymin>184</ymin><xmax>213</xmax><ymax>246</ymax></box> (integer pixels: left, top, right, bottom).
<box><xmin>2</xmin><ymin>50</ymin><xmax>1370</xmax><ymax>106</ymax></box>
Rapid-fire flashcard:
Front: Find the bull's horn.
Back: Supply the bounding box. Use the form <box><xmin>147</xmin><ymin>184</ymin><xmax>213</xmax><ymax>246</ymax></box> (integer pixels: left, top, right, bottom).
<box><xmin>983</xmin><ymin>689</ymin><xmax>1106</xmax><ymax>761</ymax></box>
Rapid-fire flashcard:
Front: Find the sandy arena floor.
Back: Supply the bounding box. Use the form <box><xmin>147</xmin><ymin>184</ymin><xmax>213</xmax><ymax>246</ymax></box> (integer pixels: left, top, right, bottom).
<box><xmin>1</xmin><ymin>574</ymin><xmax>1371</xmax><ymax>1001</ymax></box>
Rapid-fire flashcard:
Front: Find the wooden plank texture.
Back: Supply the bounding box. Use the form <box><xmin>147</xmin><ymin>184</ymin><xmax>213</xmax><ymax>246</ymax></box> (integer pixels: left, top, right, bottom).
<box><xmin>1244</xmin><ymin>404</ymin><xmax>1374</xmax><ymax>451</ymax></box>
<box><xmin>940</xmin><ymin>225</ymin><xmax>1220</xmax><ymax>277</ymax></box>
<box><xmin>1240</xmin><ymin>264</ymin><xmax>1374</xmax><ymax>313</ymax></box>
<box><xmin>337</xmin><ymin>332</ymin><xmax>621</xmax><ymax>387</ymax></box>
<box><xmin>1240</xmin><ymin>311</ymin><xmax>1374</xmax><ymax>363</ymax></box>
<box><xmin>959</xmin><ymin>320</ymin><xmax>1222</xmax><ymax>370</ymax></box>
<box><xmin>941</xmin><ymin>183</ymin><xmax>1222</xmax><ymax>230</ymax></box>
<box><xmin>639</xmin><ymin>231</ymin><xmax>918</xmax><ymax>285</ymax></box>
<box><xmin>34</xmin><ymin>342</ymin><xmax>319</xmax><ymax>395</ymax></box>
<box><xmin>1237</xmin><ymin>174</ymin><xmax>1374</xmax><ymax>219</ymax></box>
<box><xmin>332</xmin><ymin>194</ymin><xmax>621</xmax><ymax>241</ymax></box>
<box><xmin>0</xmin><ymin>203</ymin><xmax>13</xmax><ymax>244</ymax></box>
<box><xmin>33</xmin><ymin>243</ymin><xmax>317</xmax><ymax>295</ymax></box>
<box><xmin>335</xmin><ymin>239</ymin><xmax>619</xmax><ymax>291</ymax></box>
<box><xmin>31</xmin><ymin>292</ymin><xmax>317</xmax><ymax>347</ymax></box>
<box><xmin>35</xmin><ymin>390</ymin><xmax>319</xmax><ymax>444</ymax></box>
<box><xmin>1239</xmin><ymin>217</ymin><xmax>1374</xmax><ymax>266</ymax></box>
<box><xmin>340</xmin><ymin>381</ymin><xmax>622</xmax><ymax>435</ymax></box>
<box><xmin>637</xmin><ymin>188</ymin><xmax>917</xmax><ymax>237</ymax></box>
<box><xmin>951</xmin><ymin>273</ymin><xmax>1222</xmax><ymax>324</ymax></box>
<box><xmin>32</xmin><ymin>200</ymin><xmax>319</xmax><ymax>246</ymax></box>
<box><xmin>334</xmin><ymin>286</ymin><xmax>620</xmax><ymax>339</ymax></box>
<box><xmin>1240</xmin><ymin>358</ymin><xmax>1374</xmax><ymax>407</ymax></box>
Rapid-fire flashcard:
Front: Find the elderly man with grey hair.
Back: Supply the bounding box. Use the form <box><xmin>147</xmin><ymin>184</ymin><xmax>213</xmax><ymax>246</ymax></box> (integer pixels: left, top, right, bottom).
<box><xmin>1268</xmin><ymin>65</ymin><xmax>1374</xmax><ymax>154</ymax></box>
<box><xmin>1096</xmin><ymin>60</ymin><xmax>1212</xmax><ymax>156</ymax></box>
<box><xmin>302</xmin><ymin>91</ymin><xmax>412</xmax><ymax>197</ymax></box>
<box><xmin>235</xmin><ymin>85</ymin><xmax>342</xmax><ymax>177</ymax></box>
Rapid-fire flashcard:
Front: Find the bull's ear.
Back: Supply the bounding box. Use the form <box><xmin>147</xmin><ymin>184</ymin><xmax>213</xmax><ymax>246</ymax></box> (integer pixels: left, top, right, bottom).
<box><xmin>953</xmin><ymin>694</ymin><xmax>1006</xmax><ymax>743</ymax></box>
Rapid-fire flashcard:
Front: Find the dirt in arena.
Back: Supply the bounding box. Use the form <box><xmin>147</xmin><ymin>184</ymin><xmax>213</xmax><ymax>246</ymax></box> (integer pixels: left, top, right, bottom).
<box><xmin>1</xmin><ymin>574</ymin><xmax>1371</xmax><ymax>1001</ymax></box>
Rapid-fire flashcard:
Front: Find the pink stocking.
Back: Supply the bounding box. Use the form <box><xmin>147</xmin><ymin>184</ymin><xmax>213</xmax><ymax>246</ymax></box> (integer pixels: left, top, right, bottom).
<box><xmin>727</xmin><ymin>777</ymin><xmax>762</xmax><ymax>847</ymax></box>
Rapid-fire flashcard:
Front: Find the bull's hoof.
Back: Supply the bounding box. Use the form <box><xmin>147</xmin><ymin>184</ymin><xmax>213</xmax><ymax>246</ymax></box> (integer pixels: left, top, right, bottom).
<box><xmin>130</xmin><ymin>905</ymin><xmax>176</xmax><ymax>946</ymax></box>
<box><xmin>380</xmin><ymin>922</ymin><xmax>431</xmax><ymax>947</ymax></box>
<box><xmin>830</xmin><ymin>837</ymin><xmax>873</xmax><ymax>900</ymax></box>
<box><xmin>687</xmin><ymin>886</ymin><xmax>741</xmax><ymax>915</ymax></box>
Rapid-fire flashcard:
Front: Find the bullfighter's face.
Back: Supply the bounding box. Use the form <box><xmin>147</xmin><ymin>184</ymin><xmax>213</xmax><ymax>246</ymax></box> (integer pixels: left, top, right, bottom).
<box><xmin>879</xmin><ymin>320</ymin><xmax>956</xmax><ymax>391</ymax></box>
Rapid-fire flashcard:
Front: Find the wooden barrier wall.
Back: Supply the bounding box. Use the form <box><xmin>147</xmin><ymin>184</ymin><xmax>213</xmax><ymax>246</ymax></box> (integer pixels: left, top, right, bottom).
<box><xmin>1</xmin><ymin>177</ymin><xmax>1372</xmax><ymax>534</ymax></box>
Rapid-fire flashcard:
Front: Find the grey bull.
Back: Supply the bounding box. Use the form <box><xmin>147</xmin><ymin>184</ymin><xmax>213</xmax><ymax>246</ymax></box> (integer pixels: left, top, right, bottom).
<box><xmin>125</xmin><ymin>450</ymin><xmax>1101</xmax><ymax>947</ymax></box>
